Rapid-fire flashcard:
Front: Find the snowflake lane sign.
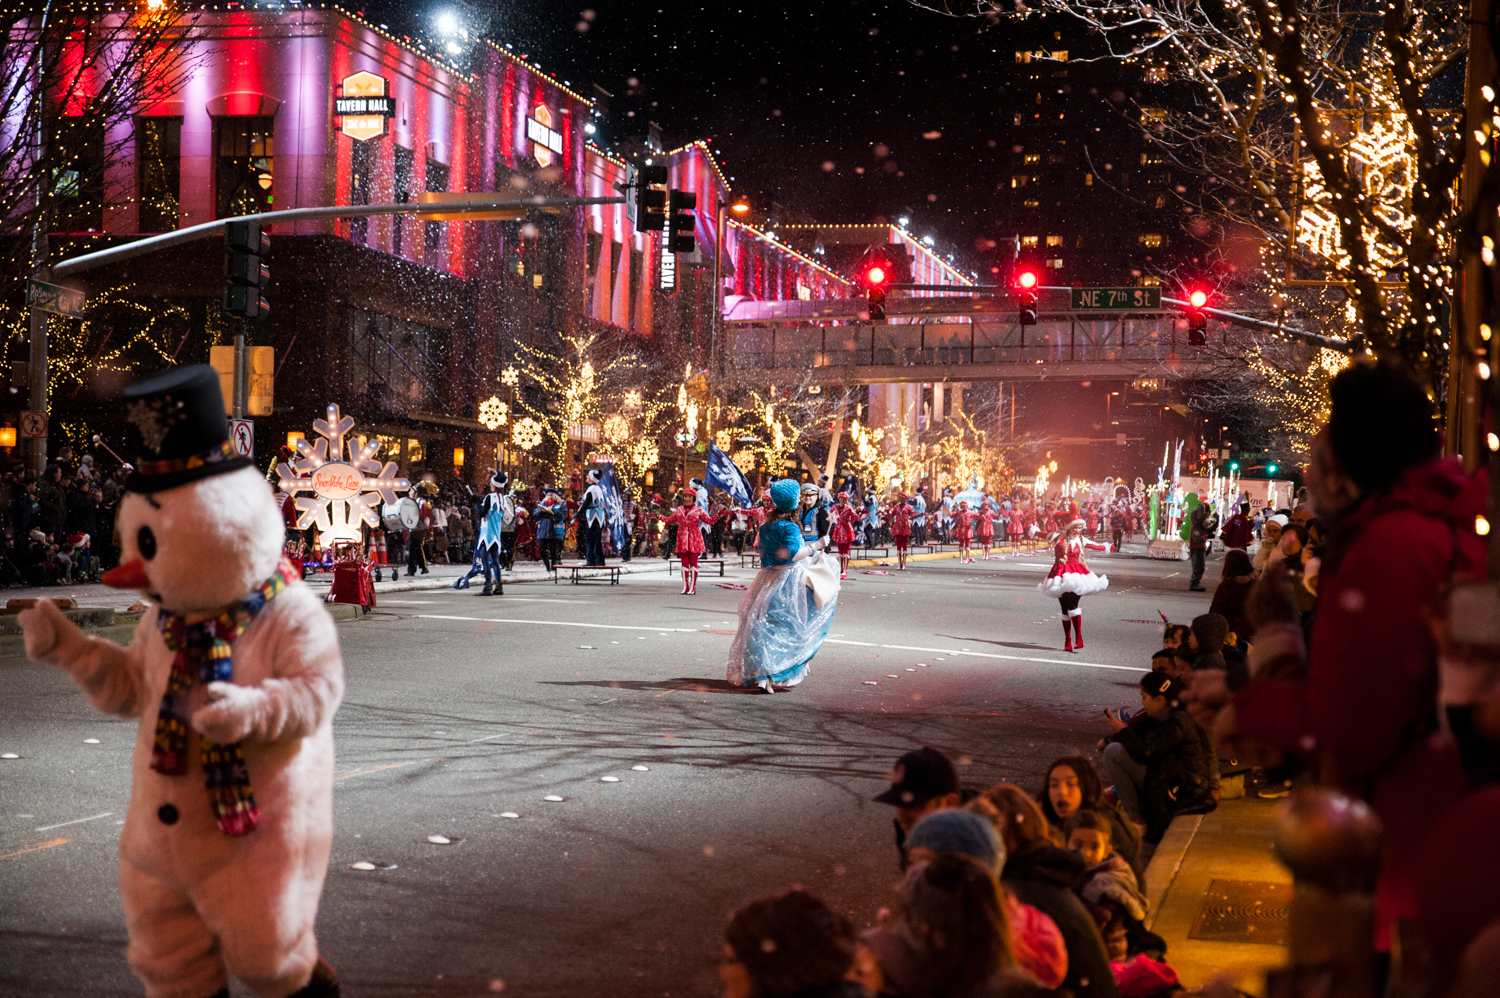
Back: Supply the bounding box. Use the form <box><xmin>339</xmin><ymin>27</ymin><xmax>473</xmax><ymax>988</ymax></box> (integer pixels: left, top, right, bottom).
<box><xmin>276</xmin><ymin>403</ymin><xmax>410</xmax><ymax>548</ymax></box>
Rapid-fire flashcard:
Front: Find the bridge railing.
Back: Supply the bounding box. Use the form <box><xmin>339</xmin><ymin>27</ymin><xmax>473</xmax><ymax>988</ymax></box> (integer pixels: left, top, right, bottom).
<box><xmin>728</xmin><ymin>316</ymin><xmax>1193</xmax><ymax>372</ymax></box>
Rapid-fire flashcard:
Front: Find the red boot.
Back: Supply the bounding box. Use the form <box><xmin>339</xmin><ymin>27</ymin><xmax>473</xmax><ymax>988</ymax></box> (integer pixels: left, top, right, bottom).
<box><xmin>1062</xmin><ymin>618</ymin><xmax>1073</xmax><ymax>652</ymax></box>
<box><xmin>1072</xmin><ymin>614</ymin><xmax>1084</xmax><ymax>650</ymax></box>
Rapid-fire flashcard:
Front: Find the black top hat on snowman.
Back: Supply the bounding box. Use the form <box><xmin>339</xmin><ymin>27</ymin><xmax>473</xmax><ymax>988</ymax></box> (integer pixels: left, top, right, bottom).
<box><xmin>123</xmin><ymin>365</ymin><xmax>252</xmax><ymax>493</ymax></box>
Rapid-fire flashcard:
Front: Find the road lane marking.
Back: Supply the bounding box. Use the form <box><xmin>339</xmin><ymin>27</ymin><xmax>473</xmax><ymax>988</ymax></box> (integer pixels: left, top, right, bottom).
<box><xmin>333</xmin><ymin>765</ymin><xmax>405</xmax><ymax>780</ymax></box>
<box><xmin>418</xmin><ymin>615</ymin><xmax>699</xmax><ymax>633</ymax></box>
<box><xmin>1</xmin><ymin>838</ymin><xmax>69</xmax><ymax>860</ymax></box>
<box><xmin>825</xmin><ymin>640</ymin><xmax>1145</xmax><ymax>673</ymax></box>
<box><xmin>35</xmin><ymin>811</ymin><xmax>113</xmax><ymax>832</ymax></box>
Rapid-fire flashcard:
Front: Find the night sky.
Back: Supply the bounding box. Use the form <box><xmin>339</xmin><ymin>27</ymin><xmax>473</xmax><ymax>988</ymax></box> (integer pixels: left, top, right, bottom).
<box><xmin>355</xmin><ymin>1</ymin><xmax>1033</xmax><ymax>277</ymax></box>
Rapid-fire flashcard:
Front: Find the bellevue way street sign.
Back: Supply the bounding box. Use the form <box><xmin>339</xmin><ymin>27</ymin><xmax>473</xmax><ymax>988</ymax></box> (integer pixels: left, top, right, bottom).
<box><xmin>1071</xmin><ymin>287</ymin><xmax>1161</xmax><ymax>310</ymax></box>
<box><xmin>27</xmin><ymin>279</ymin><xmax>85</xmax><ymax>317</ymax></box>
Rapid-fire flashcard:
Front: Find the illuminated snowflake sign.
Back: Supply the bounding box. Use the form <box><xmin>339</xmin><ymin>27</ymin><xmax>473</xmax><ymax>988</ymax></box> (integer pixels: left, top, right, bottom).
<box><xmin>276</xmin><ymin>403</ymin><xmax>410</xmax><ymax>547</ymax></box>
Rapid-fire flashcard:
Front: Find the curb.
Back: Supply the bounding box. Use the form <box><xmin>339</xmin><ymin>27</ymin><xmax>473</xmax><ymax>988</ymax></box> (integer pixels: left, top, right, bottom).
<box><xmin>847</xmin><ymin>549</ymin><xmax>1048</xmax><ymax>569</ymax></box>
<box><xmin>0</xmin><ymin>600</ymin><xmax>367</xmax><ymax>658</ymax></box>
<box><xmin>1142</xmin><ymin>812</ymin><xmax>1204</xmax><ymax>931</ymax></box>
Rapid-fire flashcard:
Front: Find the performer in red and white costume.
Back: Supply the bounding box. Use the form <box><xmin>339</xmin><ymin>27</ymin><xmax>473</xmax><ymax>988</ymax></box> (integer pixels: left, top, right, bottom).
<box><xmin>952</xmin><ymin>501</ymin><xmax>977</xmax><ymax>561</ymax></box>
<box><xmin>888</xmin><ymin>494</ymin><xmax>913</xmax><ymax>570</ymax></box>
<box><xmin>1038</xmin><ymin>516</ymin><xmax>1111</xmax><ymax>652</ymax></box>
<box><xmin>829</xmin><ymin>492</ymin><xmax>860</xmax><ymax>579</ymax></box>
<box><xmin>657</xmin><ymin>491</ymin><xmax>713</xmax><ymax>595</ymax></box>
<box><xmin>976</xmin><ymin>499</ymin><xmax>998</xmax><ymax>560</ymax></box>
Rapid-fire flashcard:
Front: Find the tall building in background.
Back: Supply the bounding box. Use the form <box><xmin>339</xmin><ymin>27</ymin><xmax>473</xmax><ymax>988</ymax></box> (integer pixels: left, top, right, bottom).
<box><xmin>993</xmin><ymin>17</ymin><xmax>1198</xmax><ymax>289</ymax></box>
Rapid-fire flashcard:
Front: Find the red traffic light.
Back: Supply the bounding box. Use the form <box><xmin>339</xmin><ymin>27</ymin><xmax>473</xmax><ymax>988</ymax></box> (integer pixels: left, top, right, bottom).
<box><xmin>865</xmin><ymin>265</ymin><xmax>887</xmax><ymax>286</ymax></box>
<box><xmin>1016</xmin><ymin>270</ymin><xmax>1038</xmax><ymax>289</ymax></box>
<box><xmin>1188</xmin><ymin>289</ymin><xmax>1208</xmax><ymax>308</ymax></box>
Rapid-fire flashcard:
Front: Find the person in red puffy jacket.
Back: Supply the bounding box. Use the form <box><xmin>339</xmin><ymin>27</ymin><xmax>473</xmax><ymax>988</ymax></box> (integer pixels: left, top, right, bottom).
<box><xmin>1222</xmin><ymin>364</ymin><xmax>1489</xmax><ymax>951</ymax></box>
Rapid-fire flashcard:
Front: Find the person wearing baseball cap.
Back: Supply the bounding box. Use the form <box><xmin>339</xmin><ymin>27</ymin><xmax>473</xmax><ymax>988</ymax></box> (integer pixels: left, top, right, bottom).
<box><xmin>874</xmin><ymin>747</ymin><xmax>963</xmax><ymax>867</ymax></box>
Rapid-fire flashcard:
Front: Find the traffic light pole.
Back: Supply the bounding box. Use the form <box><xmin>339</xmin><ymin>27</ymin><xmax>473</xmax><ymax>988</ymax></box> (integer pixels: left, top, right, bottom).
<box><xmin>232</xmin><ymin>319</ymin><xmax>248</xmax><ymax>420</ymax></box>
<box><xmin>48</xmin><ymin>196</ymin><xmax>626</xmax><ymax>279</ymax></box>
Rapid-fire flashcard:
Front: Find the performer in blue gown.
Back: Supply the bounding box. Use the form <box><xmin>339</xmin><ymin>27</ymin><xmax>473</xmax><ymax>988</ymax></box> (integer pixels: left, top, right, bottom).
<box><xmin>727</xmin><ymin>479</ymin><xmax>839</xmax><ymax>694</ymax></box>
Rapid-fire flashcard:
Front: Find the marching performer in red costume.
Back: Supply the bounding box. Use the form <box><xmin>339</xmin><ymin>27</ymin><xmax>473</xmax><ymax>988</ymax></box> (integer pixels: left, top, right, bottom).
<box><xmin>658</xmin><ymin>490</ymin><xmax>713</xmax><ymax>595</ymax></box>
<box><xmin>952</xmin><ymin>501</ymin><xmax>977</xmax><ymax>561</ymax></box>
<box><xmin>829</xmin><ymin>492</ymin><xmax>859</xmax><ymax>580</ymax></box>
<box><xmin>888</xmin><ymin>494</ymin><xmax>913</xmax><ymax>570</ymax></box>
<box><xmin>1038</xmin><ymin>515</ymin><xmax>1111</xmax><ymax>652</ymax></box>
<box><xmin>976</xmin><ymin>499</ymin><xmax>997</xmax><ymax>560</ymax></box>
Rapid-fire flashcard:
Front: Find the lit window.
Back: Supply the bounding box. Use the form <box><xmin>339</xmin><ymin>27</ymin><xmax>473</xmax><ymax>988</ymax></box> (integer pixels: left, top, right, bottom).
<box><xmin>1013</xmin><ymin>113</ymin><xmax>1024</xmax><ymax>125</ymax></box>
<box><xmin>1154</xmin><ymin>194</ymin><xmax>1168</xmax><ymax>208</ymax></box>
<box><xmin>1011</xmin><ymin>175</ymin><xmax>1030</xmax><ymax>188</ymax></box>
<box><xmin>1023</xmin><ymin>199</ymin><xmax>1040</xmax><ymax>208</ymax></box>
<box><xmin>1138</xmin><ymin>233</ymin><xmax>1165</xmax><ymax>248</ymax></box>
<box><xmin>1024</xmin><ymin>153</ymin><xmax>1041</xmax><ymax>164</ymax></box>
<box><xmin>1021</xmin><ymin>235</ymin><xmax>1039</xmax><ymax>247</ymax></box>
<box><xmin>1144</xmin><ymin>67</ymin><xmax>1167</xmax><ymax>83</ymax></box>
<box><xmin>1045</xmin><ymin>258</ymin><xmax>1064</xmax><ymax>269</ymax></box>
<box><xmin>1139</xmin><ymin>275</ymin><xmax>1162</xmax><ymax>287</ymax></box>
<box><xmin>1139</xmin><ymin>151</ymin><xmax>1165</xmax><ymax>165</ymax></box>
<box><xmin>1141</xmin><ymin>108</ymin><xmax>1168</xmax><ymax>125</ymax></box>
<box><xmin>1045</xmin><ymin>235</ymin><xmax>1064</xmax><ymax>247</ymax></box>
<box><xmin>1084</xmin><ymin>173</ymin><xmax>1093</xmax><ymax>186</ymax></box>
<box><xmin>1051</xmin><ymin>50</ymin><xmax>1068</xmax><ymax>61</ymax></box>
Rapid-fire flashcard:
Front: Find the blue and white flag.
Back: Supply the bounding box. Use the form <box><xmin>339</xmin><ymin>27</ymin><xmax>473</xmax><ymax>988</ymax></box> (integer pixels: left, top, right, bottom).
<box><xmin>598</xmin><ymin>463</ymin><xmax>628</xmax><ymax>553</ymax></box>
<box><xmin>707</xmin><ymin>445</ymin><xmax>754</xmax><ymax>508</ymax></box>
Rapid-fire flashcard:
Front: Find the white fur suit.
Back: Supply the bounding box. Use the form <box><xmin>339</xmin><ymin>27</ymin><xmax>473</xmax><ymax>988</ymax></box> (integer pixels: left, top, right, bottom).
<box><xmin>23</xmin><ymin>466</ymin><xmax>344</xmax><ymax>998</ymax></box>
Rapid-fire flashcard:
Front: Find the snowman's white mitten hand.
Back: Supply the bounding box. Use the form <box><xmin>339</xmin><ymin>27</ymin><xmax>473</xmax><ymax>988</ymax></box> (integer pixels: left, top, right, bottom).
<box><xmin>191</xmin><ymin>681</ymin><xmax>268</xmax><ymax>744</ymax></box>
<box><xmin>20</xmin><ymin>599</ymin><xmax>85</xmax><ymax>666</ymax></box>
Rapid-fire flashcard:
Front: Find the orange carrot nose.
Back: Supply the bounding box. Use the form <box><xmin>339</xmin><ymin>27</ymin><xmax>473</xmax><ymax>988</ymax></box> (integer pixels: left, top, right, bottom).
<box><xmin>103</xmin><ymin>559</ymin><xmax>150</xmax><ymax>589</ymax></box>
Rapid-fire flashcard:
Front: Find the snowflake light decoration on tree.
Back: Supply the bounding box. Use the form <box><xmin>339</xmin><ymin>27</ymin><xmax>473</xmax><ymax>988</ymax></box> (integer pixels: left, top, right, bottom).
<box><xmin>512</xmin><ymin>416</ymin><xmax>543</xmax><ymax>451</ymax></box>
<box><xmin>478</xmin><ymin>395</ymin><xmax>508</xmax><ymax>431</ymax></box>
<box><xmin>276</xmin><ymin>403</ymin><xmax>410</xmax><ymax>548</ymax></box>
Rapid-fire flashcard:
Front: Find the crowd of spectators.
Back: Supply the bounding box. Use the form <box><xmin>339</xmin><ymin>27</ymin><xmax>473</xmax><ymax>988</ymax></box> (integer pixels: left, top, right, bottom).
<box><xmin>0</xmin><ymin>446</ymin><xmax>126</xmax><ymax>589</ymax></box>
<box><xmin>713</xmin><ymin>363</ymin><xmax>1500</xmax><ymax>998</ymax></box>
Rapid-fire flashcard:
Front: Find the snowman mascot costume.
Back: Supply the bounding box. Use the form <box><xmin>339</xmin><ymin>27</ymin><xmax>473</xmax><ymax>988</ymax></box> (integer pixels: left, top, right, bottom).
<box><xmin>20</xmin><ymin>366</ymin><xmax>344</xmax><ymax>998</ymax></box>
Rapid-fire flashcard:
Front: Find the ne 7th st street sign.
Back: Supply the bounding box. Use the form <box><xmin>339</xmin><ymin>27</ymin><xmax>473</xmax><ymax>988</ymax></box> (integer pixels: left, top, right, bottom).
<box><xmin>1071</xmin><ymin>287</ymin><xmax>1161</xmax><ymax>310</ymax></box>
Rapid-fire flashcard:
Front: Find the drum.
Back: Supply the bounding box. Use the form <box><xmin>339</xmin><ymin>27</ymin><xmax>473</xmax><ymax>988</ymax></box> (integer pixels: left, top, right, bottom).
<box><xmin>381</xmin><ymin>496</ymin><xmax>419</xmax><ymax>531</ymax></box>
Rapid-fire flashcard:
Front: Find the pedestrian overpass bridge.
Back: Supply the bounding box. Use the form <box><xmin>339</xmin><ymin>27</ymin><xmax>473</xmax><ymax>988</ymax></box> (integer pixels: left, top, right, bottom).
<box><xmin>720</xmin><ymin>293</ymin><xmax>1323</xmax><ymax>384</ymax></box>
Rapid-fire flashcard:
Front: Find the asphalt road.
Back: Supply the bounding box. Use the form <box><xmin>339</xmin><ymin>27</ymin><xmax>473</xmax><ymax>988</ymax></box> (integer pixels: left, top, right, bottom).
<box><xmin>1</xmin><ymin>541</ymin><xmax>1218</xmax><ymax>998</ymax></box>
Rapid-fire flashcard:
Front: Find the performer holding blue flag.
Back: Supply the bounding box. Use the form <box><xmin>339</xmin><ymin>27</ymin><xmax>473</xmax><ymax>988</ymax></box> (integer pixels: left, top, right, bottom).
<box><xmin>706</xmin><ymin>445</ymin><xmax>754</xmax><ymax>508</ymax></box>
<box><xmin>598</xmin><ymin>463</ymin><xmax>629</xmax><ymax>557</ymax></box>
<box><xmin>453</xmin><ymin>472</ymin><xmax>507</xmax><ymax>595</ymax></box>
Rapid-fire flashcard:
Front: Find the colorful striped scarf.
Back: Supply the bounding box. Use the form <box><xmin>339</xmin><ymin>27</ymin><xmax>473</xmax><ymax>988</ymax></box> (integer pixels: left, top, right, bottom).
<box><xmin>150</xmin><ymin>557</ymin><xmax>298</xmax><ymax>836</ymax></box>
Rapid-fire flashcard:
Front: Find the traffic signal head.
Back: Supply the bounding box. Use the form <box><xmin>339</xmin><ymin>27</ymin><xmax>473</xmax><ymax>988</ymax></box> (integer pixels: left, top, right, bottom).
<box><xmin>862</xmin><ymin>255</ymin><xmax>892</xmax><ymax>321</ymax></box>
<box><xmin>223</xmin><ymin>221</ymin><xmax>269</xmax><ymax>319</ymax></box>
<box><xmin>1185</xmin><ymin>287</ymin><xmax>1209</xmax><ymax>343</ymax></box>
<box><xmin>667</xmin><ymin>189</ymin><xmax>697</xmax><ymax>253</ymax></box>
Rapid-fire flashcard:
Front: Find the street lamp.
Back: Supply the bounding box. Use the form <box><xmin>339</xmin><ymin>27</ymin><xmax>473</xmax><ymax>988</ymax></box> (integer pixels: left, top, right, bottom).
<box><xmin>710</xmin><ymin>197</ymin><xmax>751</xmax><ymax>380</ymax></box>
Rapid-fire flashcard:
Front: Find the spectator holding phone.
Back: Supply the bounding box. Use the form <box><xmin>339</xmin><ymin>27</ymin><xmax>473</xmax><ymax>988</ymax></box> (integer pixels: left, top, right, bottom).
<box><xmin>1101</xmin><ymin>672</ymin><xmax>1216</xmax><ymax>843</ymax></box>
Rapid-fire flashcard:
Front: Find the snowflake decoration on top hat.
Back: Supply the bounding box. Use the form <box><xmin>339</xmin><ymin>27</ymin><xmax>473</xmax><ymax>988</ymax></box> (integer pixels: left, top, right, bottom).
<box><xmin>276</xmin><ymin>403</ymin><xmax>410</xmax><ymax>547</ymax></box>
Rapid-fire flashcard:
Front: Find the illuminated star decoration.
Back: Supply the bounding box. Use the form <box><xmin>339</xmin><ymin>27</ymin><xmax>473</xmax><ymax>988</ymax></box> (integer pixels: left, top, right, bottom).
<box><xmin>276</xmin><ymin>403</ymin><xmax>411</xmax><ymax>547</ymax></box>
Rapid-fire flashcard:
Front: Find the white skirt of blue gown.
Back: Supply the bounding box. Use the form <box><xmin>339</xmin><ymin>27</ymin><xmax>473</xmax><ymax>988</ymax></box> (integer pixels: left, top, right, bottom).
<box><xmin>727</xmin><ymin>561</ymin><xmax>837</xmax><ymax>688</ymax></box>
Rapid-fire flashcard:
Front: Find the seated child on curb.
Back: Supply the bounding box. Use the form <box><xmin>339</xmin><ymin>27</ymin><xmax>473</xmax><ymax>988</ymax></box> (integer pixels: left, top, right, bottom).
<box><xmin>1066</xmin><ymin>810</ymin><xmax>1149</xmax><ymax>962</ymax></box>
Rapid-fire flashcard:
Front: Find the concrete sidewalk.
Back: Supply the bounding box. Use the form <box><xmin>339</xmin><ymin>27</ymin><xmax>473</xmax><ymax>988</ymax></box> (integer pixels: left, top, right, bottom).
<box><xmin>0</xmin><ymin>556</ymin><xmax>681</xmax><ymax>613</ymax></box>
<box><xmin>1143</xmin><ymin>797</ymin><xmax>1290</xmax><ymax>994</ymax></box>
